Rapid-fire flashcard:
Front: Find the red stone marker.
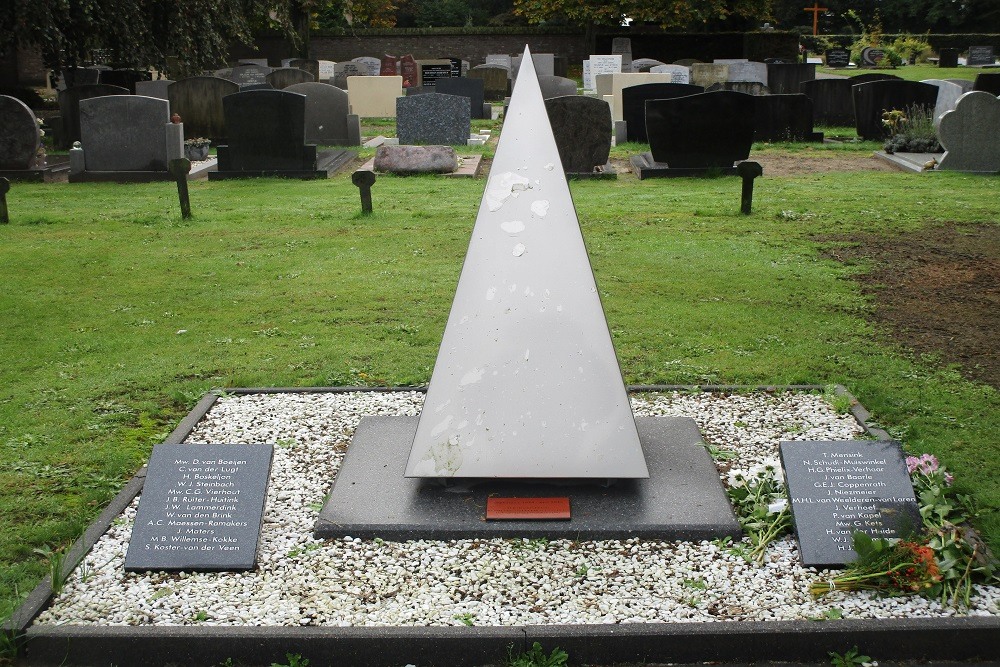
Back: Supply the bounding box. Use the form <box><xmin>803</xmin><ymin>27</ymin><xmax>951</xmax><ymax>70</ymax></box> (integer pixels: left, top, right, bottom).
<box><xmin>486</xmin><ymin>497</ymin><xmax>571</xmax><ymax>520</ymax></box>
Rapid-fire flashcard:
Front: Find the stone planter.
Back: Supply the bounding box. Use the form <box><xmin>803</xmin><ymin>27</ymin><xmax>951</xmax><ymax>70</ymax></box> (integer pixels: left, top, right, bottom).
<box><xmin>184</xmin><ymin>143</ymin><xmax>210</xmax><ymax>161</ymax></box>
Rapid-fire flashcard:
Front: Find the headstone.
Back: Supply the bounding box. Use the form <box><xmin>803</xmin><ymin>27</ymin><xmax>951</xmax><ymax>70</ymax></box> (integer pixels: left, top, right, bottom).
<box><xmin>99</xmin><ymin>69</ymin><xmax>152</xmax><ymax>93</ymax></box>
<box><xmin>582</xmin><ymin>60</ymin><xmax>593</xmax><ymax>91</ymax></box>
<box><xmin>937</xmin><ymin>91</ymin><xmax>1000</xmax><ymax>173</ymax></box>
<box><xmin>352</xmin><ymin>56</ymin><xmax>382</xmax><ymax>76</ymax></box>
<box><xmin>921</xmin><ymin>79</ymin><xmax>966</xmax><ymax>121</ymax></box>
<box><xmin>937</xmin><ymin>48</ymin><xmax>959</xmax><ymax>68</ymax></box>
<box><xmin>346</xmin><ymin>76</ymin><xmax>404</xmax><ymax>117</ymax></box>
<box><xmin>860</xmin><ymin>47</ymin><xmax>887</xmax><ymax>67</ymax></box>
<box><xmin>400</xmin><ymin>54</ymin><xmax>419</xmax><ymax>88</ymax></box>
<box><xmin>436</xmin><ymin>77</ymin><xmax>488</xmax><ymax>119</ymax></box>
<box><xmin>215</xmin><ymin>89</ymin><xmax>317</xmax><ymax>174</ymax></box>
<box><xmin>553</xmin><ymin>56</ymin><xmax>568</xmax><ymax>78</ymax></box>
<box><xmin>229</xmin><ymin>64</ymin><xmax>273</xmax><ymax>88</ymax></box>
<box><xmin>167</xmin><ymin>76</ymin><xmax>240</xmax><ymax>141</ymax></box>
<box><xmin>380</xmin><ymin>55</ymin><xmax>399</xmax><ymax>77</ymax></box>
<box><xmin>594</xmin><ymin>73</ymin><xmax>615</xmax><ymax>97</ymax></box>
<box><xmin>852</xmin><ymin>79</ymin><xmax>939</xmax><ymax>140</ymax></box>
<box><xmin>967</xmin><ymin>46</ymin><xmax>995</xmax><ymax>67</ymax></box>
<box><xmin>318</xmin><ymin>60</ymin><xmax>337</xmax><ymax>82</ymax></box>
<box><xmin>632</xmin><ymin>58</ymin><xmax>667</xmax><ymax>72</ymax></box>
<box><xmin>588</xmin><ymin>55</ymin><xmax>622</xmax><ymax>91</ymax></box>
<box><xmin>396</xmin><ymin>93</ymin><xmax>470</xmax><ymax>146</ymax></box>
<box><xmin>825</xmin><ymin>49</ymin><xmax>851</xmax><ymax>68</ymax></box>
<box><xmin>514</xmin><ymin>53</ymin><xmax>554</xmax><ymax>78</ymax></box>
<box><xmin>446</xmin><ymin>58</ymin><xmax>463</xmax><ymax>78</ymax></box>
<box><xmin>644</xmin><ymin>90</ymin><xmax>755</xmax><ymax>168</ymax></box>
<box><xmin>611</xmin><ymin>73</ymin><xmax>673</xmax><ymax>122</ymax></box>
<box><xmin>238</xmin><ymin>58</ymin><xmax>269</xmax><ymax>67</ymax></box>
<box><xmin>60</xmin><ymin>67</ymin><xmax>100</xmax><ymax>88</ymax></box>
<box><xmin>752</xmin><ymin>94</ymin><xmax>822</xmax><ymax>142</ymax></box>
<box><xmin>135</xmin><ymin>79</ymin><xmax>172</xmax><ymax>100</ymax></box>
<box><xmin>714</xmin><ymin>58</ymin><xmax>748</xmax><ymax>64</ymax></box>
<box><xmin>417</xmin><ymin>59</ymin><xmax>453</xmax><ymax>88</ymax></box>
<box><xmin>333</xmin><ymin>61</ymin><xmax>368</xmax><ymax>89</ymax></box>
<box><xmin>649</xmin><ymin>64</ymin><xmax>691</xmax><ymax>84</ymax></box>
<box><xmin>801</xmin><ymin>78</ymin><xmax>855</xmax><ymax>126</ymax></box>
<box><xmin>79</xmin><ymin>95</ymin><xmax>172</xmax><ymax>172</ymax></box>
<box><xmin>123</xmin><ymin>444</ymin><xmax>273</xmax><ymax>572</ymax></box>
<box><xmin>0</xmin><ymin>95</ymin><xmax>42</xmax><ymax>170</ymax></box>
<box><xmin>537</xmin><ymin>75</ymin><xmax>577</xmax><ymax>99</ymax></box>
<box><xmin>544</xmin><ymin>95</ymin><xmax>611</xmax><ymax>173</ymax></box>
<box><xmin>57</xmin><ymin>84</ymin><xmax>130</xmax><ymax>148</ymax></box>
<box><xmin>674</xmin><ymin>58</ymin><xmax>702</xmax><ymax>67</ymax></box>
<box><xmin>850</xmin><ymin>73</ymin><xmax>902</xmax><ymax>85</ymax></box>
<box><xmin>404</xmin><ymin>47</ymin><xmax>647</xmax><ymax>479</ymax></box>
<box><xmin>485</xmin><ymin>54</ymin><xmax>513</xmax><ymax>72</ymax></box>
<box><xmin>612</xmin><ymin>37</ymin><xmax>633</xmax><ymax>73</ymax></box>
<box><xmin>620</xmin><ymin>82</ymin><xmax>704</xmax><ymax>142</ymax></box>
<box><xmin>973</xmin><ymin>72</ymin><xmax>1000</xmax><ymax>96</ymax></box>
<box><xmin>946</xmin><ymin>78</ymin><xmax>975</xmax><ymax>94</ymax></box>
<box><xmin>374</xmin><ymin>144</ymin><xmax>458</xmax><ymax>173</ymax></box>
<box><xmin>691</xmin><ymin>63</ymin><xmax>730</xmax><ymax>89</ymax></box>
<box><xmin>285</xmin><ymin>82</ymin><xmax>361</xmax><ymax>146</ymax></box>
<box><xmin>289</xmin><ymin>59</ymin><xmax>321</xmax><ymax>81</ymax></box>
<box><xmin>727</xmin><ymin>62</ymin><xmax>768</xmax><ymax>86</ymax></box>
<box><xmin>779</xmin><ymin>440</ymin><xmax>921</xmax><ymax>568</ymax></box>
<box><xmin>468</xmin><ymin>66</ymin><xmax>509</xmax><ymax>101</ymax></box>
<box><xmin>766</xmin><ymin>63</ymin><xmax>815</xmax><ymax>94</ymax></box>
<box><xmin>266</xmin><ymin>68</ymin><xmax>315</xmax><ymax>89</ymax></box>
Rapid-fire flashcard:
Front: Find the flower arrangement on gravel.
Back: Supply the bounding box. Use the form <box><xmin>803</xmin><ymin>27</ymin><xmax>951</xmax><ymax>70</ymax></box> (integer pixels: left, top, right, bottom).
<box><xmin>725</xmin><ymin>460</ymin><xmax>792</xmax><ymax>564</ymax></box>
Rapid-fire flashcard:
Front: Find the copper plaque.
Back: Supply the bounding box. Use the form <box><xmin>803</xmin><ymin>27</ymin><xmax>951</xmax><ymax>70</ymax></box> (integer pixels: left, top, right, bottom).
<box><xmin>486</xmin><ymin>496</ymin><xmax>571</xmax><ymax>520</ymax></box>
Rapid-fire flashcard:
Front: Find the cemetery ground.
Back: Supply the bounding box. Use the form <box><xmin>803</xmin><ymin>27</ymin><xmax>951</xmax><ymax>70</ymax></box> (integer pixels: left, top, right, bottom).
<box><xmin>1</xmin><ymin>122</ymin><xmax>999</xmax><ymax>662</ymax></box>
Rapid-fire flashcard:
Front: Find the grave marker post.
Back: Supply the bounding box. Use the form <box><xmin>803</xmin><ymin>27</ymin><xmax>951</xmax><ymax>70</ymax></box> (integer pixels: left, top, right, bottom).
<box><xmin>737</xmin><ymin>161</ymin><xmax>762</xmax><ymax>214</ymax></box>
<box><xmin>168</xmin><ymin>158</ymin><xmax>192</xmax><ymax>219</ymax></box>
<box><xmin>352</xmin><ymin>170</ymin><xmax>375</xmax><ymax>214</ymax></box>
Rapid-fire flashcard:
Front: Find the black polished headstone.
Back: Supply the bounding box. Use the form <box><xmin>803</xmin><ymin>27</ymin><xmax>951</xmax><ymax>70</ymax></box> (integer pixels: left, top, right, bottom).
<box><xmin>967</xmin><ymin>46</ymin><xmax>995</xmax><ymax>67</ymax></box>
<box><xmin>852</xmin><ymin>79</ymin><xmax>939</xmax><ymax>140</ymax></box>
<box><xmin>124</xmin><ymin>444</ymin><xmax>273</xmax><ymax>571</ymax></box>
<box><xmin>849</xmin><ymin>72</ymin><xmax>902</xmax><ymax>85</ymax></box>
<box><xmin>167</xmin><ymin>76</ymin><xmax>240</xmax><ymax>142</ymax></box>
<box><xmin>752</xmin><ymin>94</ymin><xmax>822</xmax><ymax>142</ymax></box>
<box><xmin>825</xmin><ymin>49</ymin><xmax>850</xmax><ymax>68</ymax></box>
<box><xmin>645</xmin><ymin>90</ymin><xmax>754</xmax><ymax>168</ymax></box>
<box><xmin>420</xmin><ymin>63</ymin><xmax>453</xmax><ymax>88</ymax></box>
<box><xmin>938</xmin><ymin>48</ymin><xmax>959</xmax><ymax>68</ymax></box>
<box><xmin>860</xmin><ymin>47</ymin><xmax>887</xmax><ymax>66</ymax></box>
<box><xmin>436</xmin><ymin>78</ymin><xmax>488</xmax><ymax>119</ymax></box>
<box><xmin>766</xmin><ymin>63</ymin><xmax>816</xmax><ymax>94</ymax></box>
<box><xmin>801</xmin><ymin>78</ymin><xmax>855</xmax><ymax>126</ymax></box>
<box><xmin>56</xmin><ymin>84</ymin><xmax>130</xmax><ymax>148</ymax></box>
<box><xmin>780</xmin><ymin>440</ymin><xmax>921</xmax><ymax>568</ymax></box>
<box><xmin>973</xmin><ymin>72</ymin><xmax>1000</xmax><ymax>95</ymax></box>
<box><xmin>544</xmin><ymin>95</ymin><xmax>612</xmax><ymax>174</ymax></box>
<box><xmin>621</xmin><ymin>82</ymin><xmax>703</xmax><ymax>142</ymax></box>
<box><xmin>215</xmin><ymin>89</ymin><xmax>317</xmax><ymax>173</ymax></box>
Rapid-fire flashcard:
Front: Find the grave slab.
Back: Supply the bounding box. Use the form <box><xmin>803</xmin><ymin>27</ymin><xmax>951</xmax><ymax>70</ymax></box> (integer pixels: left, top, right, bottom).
<box><xmin>315</xmin><ymin>416</ymin><xmax>740</xmax><ymax>540</ymax></box>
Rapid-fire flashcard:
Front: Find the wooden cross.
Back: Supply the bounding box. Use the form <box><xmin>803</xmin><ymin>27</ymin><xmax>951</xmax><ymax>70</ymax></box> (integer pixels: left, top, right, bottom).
<box><xmin>803</xmin><ymin>1</ymin><xmax>828</xmax><ymax>35</ymax></box>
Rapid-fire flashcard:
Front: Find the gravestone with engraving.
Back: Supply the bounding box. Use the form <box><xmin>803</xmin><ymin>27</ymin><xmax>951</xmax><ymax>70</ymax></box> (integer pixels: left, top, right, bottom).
<box><xmin>0</xmin><ymin>95</ymin><xmax>42</xmax><ymax>170</ymax></box>
<box><xmin>318</xmin><ymin>60</ymin><xmax>337</xmax><ymax>82</ymax></box>
<box><xmin>285</xmin><ymin>82</ymin><xmax>361</xmax><ymax>146</ymax></box>
<box><xmin>937</xmin><ymin>91</ymin><xmax>1000</xmax><ymax>173</ymax></box>
<box><xmin>633</xmin><ymin>58</ymin><xmax>667</xmax><ymax>72</ymax></box>
<box><xmin>57</xmin><ymin>84</ymin><xmax>130</xmax><ymax>148</ymax></box>
<box><xmin>780</xmin><ymin>440</ymin><xmax>921</xmax><ymax>568</ymax></box>
<box><xmin>967</xmin><ymin>46</ymin><xmax>995</xmax><ymax>67</ymax></box>
<box><xmin>436</xmin><ymin>78</ymin><xmax>489</xmax><ymax>119</ymax></box>
<box><xmin>267</xmin><ymin>68</ymin><xmax>315</xmax><ymax>89</ymax></box>
<box><xmin>588</xmin><ymin>55</ymin><xmax>622</xmax><ymax>91</ymax></box>
<box><xmin>418</xmin><ymin>60</ymin><xmax>454</xmax><ymax>88</ymax></box>
<box><xmin>400</xmin><ymin>54</ymin><xmax>419</xmax><ymax>88</ymax></box>
<box><xmin>333</xmin><ymin>61</ymin><xmax>367</xmax><ymax>89</ymax></box>
<box><xmin>168</xmin><ymin>76</ymin><xmax>240</xmax><ymax>141</ymax></box>
<box><xmin>621</xmin><ymin>82</ymin><xmax>704</xmax><ymax>142</ymax></box>
<box><xmin>353</xmin><ymin>56</ymin><xmax>382</xmax><ymax>76</ymax></box>
<box><xmin>124</xmin><ymin>444</ymin><xmax>273</xmax><ymax>572</ymax></box>
<box><xmin>860</xmin><ymin>47</ymin><xmax>887</xmax><ymax>67</ymax></box>
<box><xmin>230</xmin><ymin>64</ymin><xmax>273</xmax><ymax>88</ymax></box>
<box><xmin>801</xmin><ymin>78</ymin><xmax>855</xmax><ymax>126</ymax></box>
<box><xmin>380</xmin><ymin>54</ymin><xmax>398</xmax><ymax>76</ymax></box>
<box><xmin>544</xmin><ymin>95</ymin><xmax>612</xmax><ymax>175</ymax></box>
<box><xmin>396</xmin><ymin>93</ymin><xmax>470</xmax><ymax>145</ymax></box>
<box><xmin>612</xmin><ymin>37</ymin><xmax>633</xmax><ymax>73</ymax></box>
<box><xmin>485</xmin><ymin>54</ymin><xmax>513</xmax><ymax>72</ymax></box>
<box><xmin>853</xmin><ymin>79</ymin><xmax>939</xmax><ymax>140</ymax></box>
<box><xmin>649</xmin><ymin>65</ymin><xmax>691</xmax><ymax>84</ymax></box>
<box><xmin>825</xmin><ymin>49</ymin><xmax>850</xmax><ymax>67</ymax></box>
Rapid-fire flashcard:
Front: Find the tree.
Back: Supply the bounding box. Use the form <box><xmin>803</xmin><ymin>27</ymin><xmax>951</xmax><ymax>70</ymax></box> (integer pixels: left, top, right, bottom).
<box><xmin>512</xmin><ymin>0</ymin><xmax>772</xmax><ymax>30</ymax></box>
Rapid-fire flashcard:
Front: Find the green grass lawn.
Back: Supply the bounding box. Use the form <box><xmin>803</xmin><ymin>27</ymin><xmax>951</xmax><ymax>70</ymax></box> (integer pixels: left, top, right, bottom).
<box><xmin>817</xmin><ymin>63</ymin><xmax>982</xmax><ymax>81</ymax></box>
<box><xmin>1</xmin><ymin>143</ymin><xmax>999</xmax><ymax>624</ymax></box>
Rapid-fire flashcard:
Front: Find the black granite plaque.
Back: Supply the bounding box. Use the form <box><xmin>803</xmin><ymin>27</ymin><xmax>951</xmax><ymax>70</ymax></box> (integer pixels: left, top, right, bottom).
<box><xmin>124</xmin><ymin>444</ymin><xmax>273</xmax><ymax>572</ymax></box>
<box><xmin>780</xmin><ymin>440</ymin><xmax>921</xmax><ymax>568</ymax></box>
<box><xmin>825</xmin><ymin>49</ymin><xmax>850</xmax><ymax>68</ymax></box>
<box><xmin>421</xmin><ymin>64</ymin><xmax>453</xmax><ymax>88</ymax></box>
<box><xmin>861</xmin><ymin>47</ymin><xmax>886</xmax><ymax>67</ymax></box>
<box><xmin>967</xmin><ymin>46</ymin><xmax>995</xmax><ymax>67</ymax></box>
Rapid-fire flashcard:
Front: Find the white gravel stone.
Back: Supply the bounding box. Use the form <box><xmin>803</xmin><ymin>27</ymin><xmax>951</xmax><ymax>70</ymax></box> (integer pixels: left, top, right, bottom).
<box><xmin>32</xmin><ymin>391</ymin><xmax>1000</xmax><ymax>627</ymax></box>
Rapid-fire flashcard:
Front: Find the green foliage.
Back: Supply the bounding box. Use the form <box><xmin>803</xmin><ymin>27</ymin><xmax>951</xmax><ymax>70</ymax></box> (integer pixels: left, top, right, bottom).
<box><xmin>508</xmin><ymin>642</ymin><xmax>568</xmax><ymax>667</ymax></box>
<box><xmin>829</xmin><ymin>646</ymin><xmax>873</xmax><ymax>667</ymax></box>
<box><xmin>512</xmin><ymin>0</ymin><xmax>770</xmax><ymax>30</ymax></box>
<box><xmin>882</xmin><ymin>105</ymin><xmax>941</xmax><ymax>154</ymax></box>
<box><xmin>270</xmin><ymin>654</ymin><xmax>309</xmax><ymax>667</ymax></box>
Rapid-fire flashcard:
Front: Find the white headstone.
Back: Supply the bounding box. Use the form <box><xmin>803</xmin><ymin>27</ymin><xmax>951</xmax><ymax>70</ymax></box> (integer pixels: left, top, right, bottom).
<box><xmin>583</xmin><ymin>60</ymin><xmax>593</xmax><ymax>91</ymax></box>
<box><xmin>650</xmin><ymin>65</ymin><xmax>691</xmax><ymax>84</ymax></box>
<box><xmin>486</xmin><ymin>54</ymin><xmax>513</xmax><ymax>76</ymax></box>
<box><xmin>404</xmin><ymin>46</ymin><xmax>648</xmax><ymax>480</ymax></box>
<box><xmin>920</xmin><ymin>79</ymin><xmax>966</xmax><ymax>121</ymax></box>
<box><xmin>318</xmin><ymin>60</ymin><xmax>337</xmax><ymax>82</ymax></box>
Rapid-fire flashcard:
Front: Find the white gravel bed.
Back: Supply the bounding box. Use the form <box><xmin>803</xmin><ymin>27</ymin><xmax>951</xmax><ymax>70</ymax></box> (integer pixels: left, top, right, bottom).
<box><xmin>34</xmin><ymin>391</ymin><xmax>1000</xmax><ymax>627</ymax></box>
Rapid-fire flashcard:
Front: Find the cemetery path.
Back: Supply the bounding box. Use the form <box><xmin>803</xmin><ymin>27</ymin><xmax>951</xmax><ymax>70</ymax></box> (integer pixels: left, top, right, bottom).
<box><xmin>820</xmin><ymin>223</ymin><xmax>1000</xmax><ymax>389</ymax></box>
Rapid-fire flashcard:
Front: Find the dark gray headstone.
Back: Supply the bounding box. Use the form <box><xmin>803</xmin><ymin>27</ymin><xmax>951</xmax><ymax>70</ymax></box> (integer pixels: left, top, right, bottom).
<box><xmin>230</xmin><ymin>64</ymin><xmax>273</xmax><ymax>88</ymax></box>
<box><xmin>124</xmin><ymin>444</ymin><xmax>273</xmax><ymax>572</ymax></box>
<box><xmin>620</xmin><ymin>82</ymin><xmax>704</xmax><ymax>143</ymax></box>
<box><xmin>973</xmin><ymin>72</ymin><xmax>1000</xmax><ymax>96</ymax></box>
<box><xmin>967</xmin><ymin>46</ymin><xmax>995</xmax><ymax>67</ymax></box>
<box><xmin>780</xmin><ymin>440</ymin><xmax>921</xmax><ymax>568</ymax></box>
<box><xmin>435</xmin><ymin>78</ymin><xmax>487</xmax><ymax>119</ymax></box>
<box><xmin>645</xmin><ymin>90</ymin><xmax>755</xmax><ymax>168</ymax></box>
<box><xmin>861</xmin><ymin>47</ymin><xmax>887</xmax><ymax>67</ymax></box>
<box><xmin>288</xmin><ymin>59</ymin><xmax>320</xmax><ymax>81</ymax></box>
<box><xmin>766</xmin><ymin>63</ymin><xmax>816</xmax><ymax>94</ymax></box>
<box><xmin>537</xmin><ymin>75</ymin><xmax>577</xmax><ymax>99</ymax></box>
<box><xmin>216</xmin><ymin>89</ymin><xmax>316</xmax><ymax>172</ymax></box>
<box><xmin>60</xmin><ymin>67</ymin><xmax>101</xmax><ymax>88</ymax></box>
<box><xmin>167</xmin><ymin>76</ymin><xmax>240</xmax><ymax>141</ymax></box>
<box><xmin>57</xmin><ymin>84</ymin><xmax>130</xmax><ymax>148</ymax></box>
<box><xmin>99</xmin><ymin>69</ymin><xmax>151</xmax><ymax>94</ymax></box>
<box><xmin>80</xmin><ymin>95</ymin><xmax>170</xmax><ymax>171</ymax></box>
<box><xmin>801</xmin><ymin>78</ymin><xmax>855</xmax><ymax>126</ymax></box>
<box><xmin>752</xmin><ymin>94</ymin><xmax>821</xmax><ymax>142</ymax></box>
<box><xmin>285</xmin><ymin>82</ymin><xmax>358</xmax><ymax>146</ymax></box>
<box><xmin>544</xmin><ymin>95</ymin><xmax>611</xmax><ymax>173</ymax></box>
<box><xmin>468</xmin><ymin>65</ymin><xmax>509</xmax><ymax>101</ymax></box>
<box><xmin>849</xmin><ymin>73</ymin><xmax>902</xmax><ymax>85</ymax></box>
<box><xmin>135</xmin><ymin>79</ymin><xmax>173</xmax><ymax>100</ymax></box>
<box><xmin>852</xmin><ymin>79</ymin><xmax>939</xmax><ymax>140</ymax></box>
<box><xmin>825</xmin><ymin>49</ymin><xmax>850</xmax><ymax>68</ymax></box>
<box><xmin>267</xmin><ymin>68</ymin><xmax>315</xmax><ymax>89</ymax></box>
<box><xmin>396</xmin><ymin>93</ymin><xmax>470</xmax><ymax>146</ymax></box>
<box><xmin>0</xmin><ymin>95</ymin><xmax>42</xmax><ymax>170</ymax></box>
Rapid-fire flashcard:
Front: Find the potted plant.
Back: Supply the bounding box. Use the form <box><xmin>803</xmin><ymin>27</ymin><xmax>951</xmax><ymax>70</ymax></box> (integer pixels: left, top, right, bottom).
<box><xmin>184</xmin><ymin>137</ymin><xmax>211</xmax><ymax>161</ymax></box>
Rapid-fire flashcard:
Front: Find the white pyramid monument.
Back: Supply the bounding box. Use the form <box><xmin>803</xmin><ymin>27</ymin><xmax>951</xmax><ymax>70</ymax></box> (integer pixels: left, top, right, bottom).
<box><xmin>404</xmin><ymin>47</ymin><xmax>648</xmax><ymax>479</ymax></box>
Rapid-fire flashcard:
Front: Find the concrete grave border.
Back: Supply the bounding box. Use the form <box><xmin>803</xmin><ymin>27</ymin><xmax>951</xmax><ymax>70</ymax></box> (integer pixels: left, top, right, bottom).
<box><xmin>8</xmin><ymin>385</ymin><xmax>1000</xmax><ymax>665</ymax></box>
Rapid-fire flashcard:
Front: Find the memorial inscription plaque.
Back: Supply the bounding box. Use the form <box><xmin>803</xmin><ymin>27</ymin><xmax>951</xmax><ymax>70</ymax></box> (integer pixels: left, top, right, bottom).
<box><xmin>124</xmin><ymin>444</ymin><xmax>273</xmax><ymax>572</ymax></box>
<box><xmin>780</xmin><ymin>440</ymin><xmax>920</xmax><ymax>568</ymax></box>
<box><xmin>486</xmin><ymin>497</ymin><xmax>571</xmax><ymax>520</ymax></box>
